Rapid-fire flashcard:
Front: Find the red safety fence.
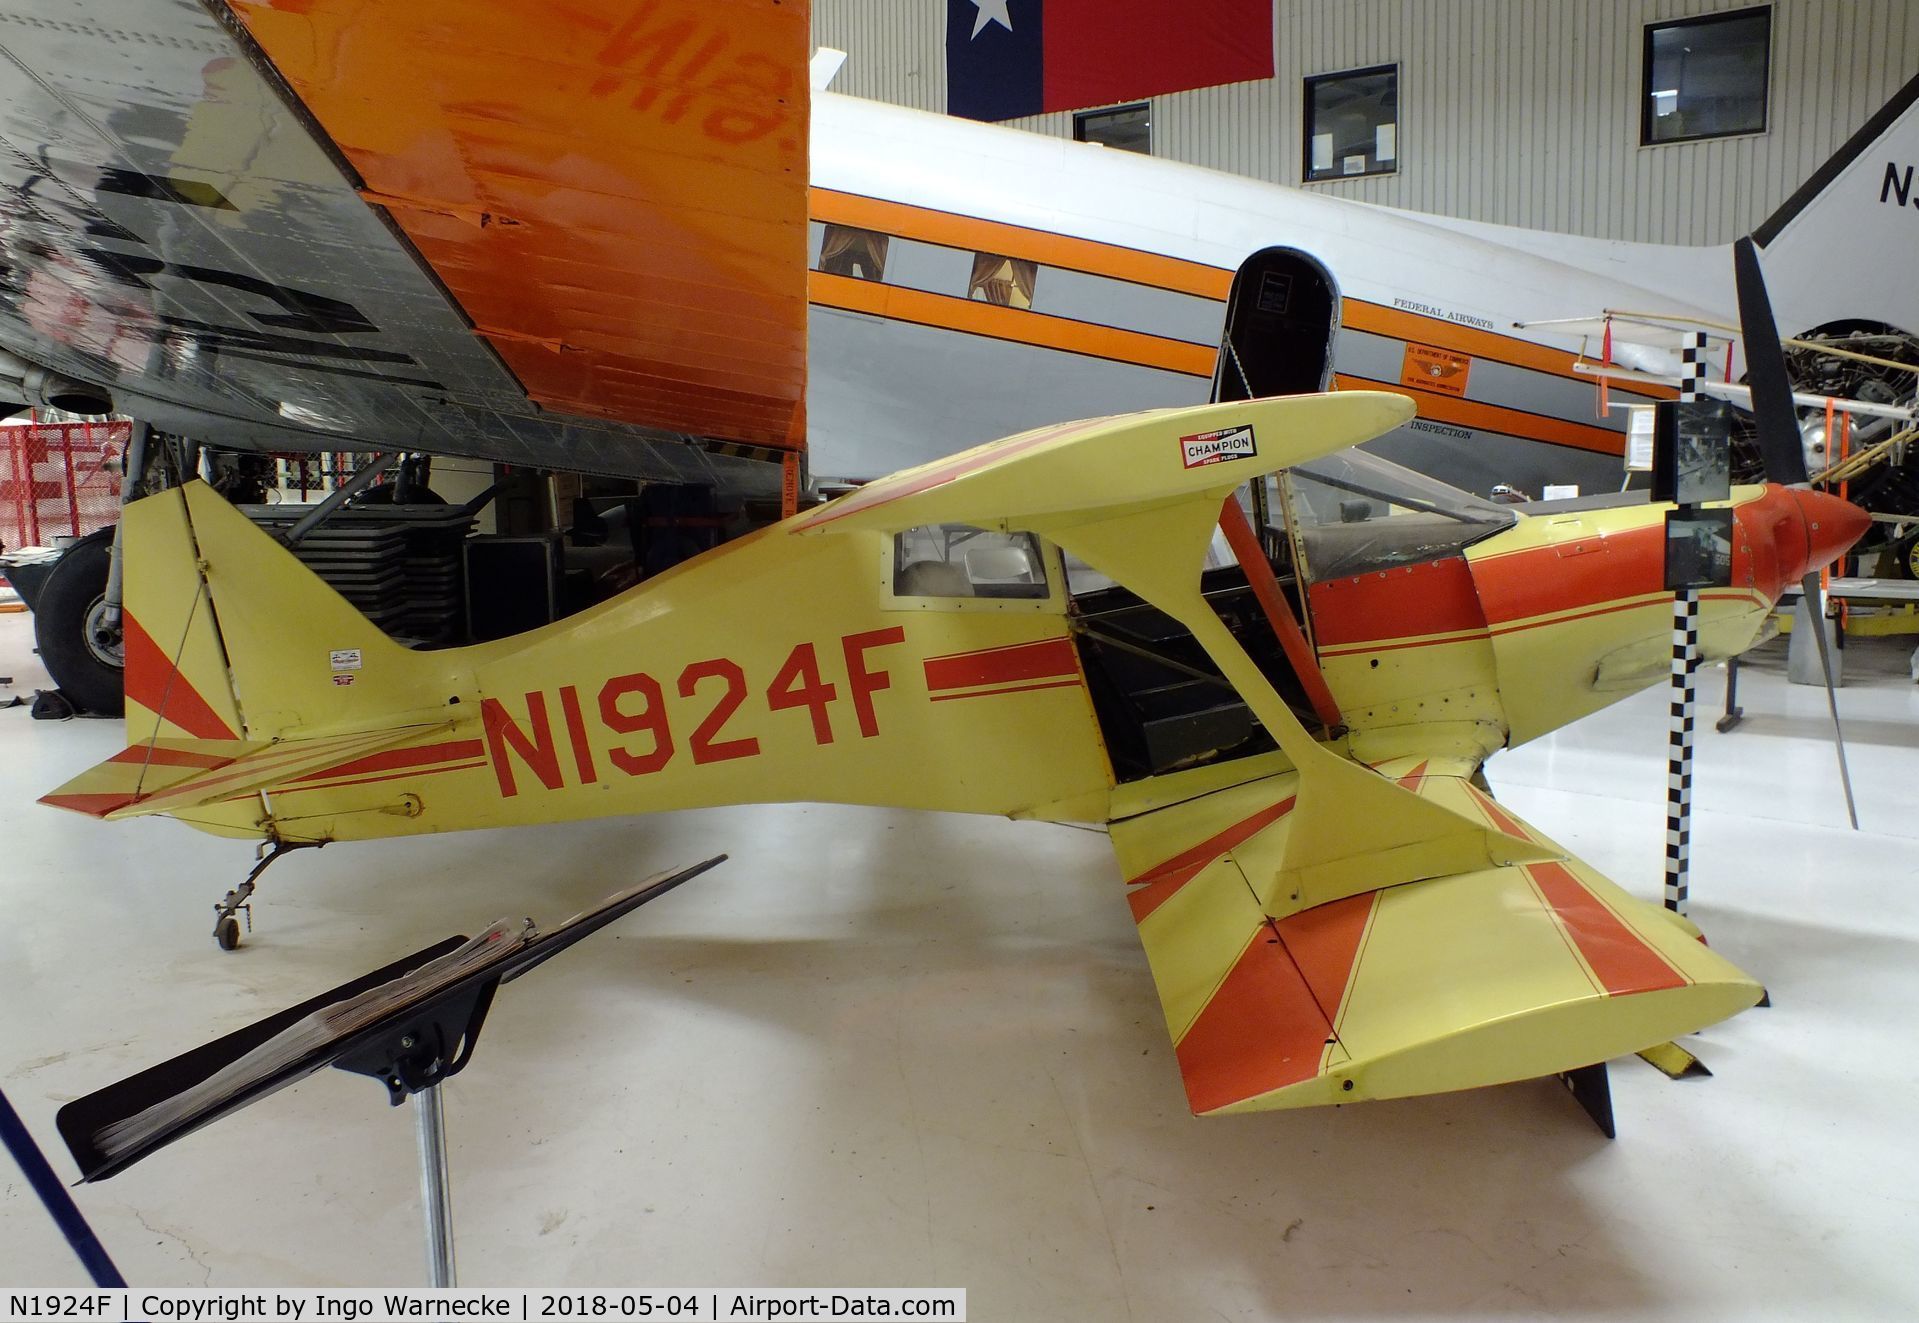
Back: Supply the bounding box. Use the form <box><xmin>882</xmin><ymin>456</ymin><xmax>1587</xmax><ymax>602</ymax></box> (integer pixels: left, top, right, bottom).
<box><xmin>0</xmin><ymin>420</ymin><xmax>130</xmax><ymax>551</ymax></box>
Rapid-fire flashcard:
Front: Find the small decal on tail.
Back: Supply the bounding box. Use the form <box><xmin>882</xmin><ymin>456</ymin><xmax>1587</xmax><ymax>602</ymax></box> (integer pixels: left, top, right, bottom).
<box><xmin>1180</xmin><ymin>425</ymin><xmax>1257</xmax><ymax>469</ymax></box>
<box><xmin>332</xmin><ymin>673</ymin><xmax>356</xmax><ymax>687</ymax></box>
<box><xmin>330</xmin><ymin>648</ymin><xmax>362</xmax><ymax>671</ymax></box>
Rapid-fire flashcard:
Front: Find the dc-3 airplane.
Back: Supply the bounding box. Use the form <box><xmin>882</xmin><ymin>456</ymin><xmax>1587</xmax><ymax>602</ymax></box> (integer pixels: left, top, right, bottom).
<box><xmin>41</xmin><ymin>380</ymin><xmax>1867</xmax><ymax>1117</ymax></box>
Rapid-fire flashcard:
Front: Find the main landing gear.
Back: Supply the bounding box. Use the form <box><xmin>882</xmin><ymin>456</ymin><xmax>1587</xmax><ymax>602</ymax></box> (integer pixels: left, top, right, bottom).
<box><xmin>214</xmin><ymin>840</ymin><xmax>324</xmax><ymax>950</ymax></box>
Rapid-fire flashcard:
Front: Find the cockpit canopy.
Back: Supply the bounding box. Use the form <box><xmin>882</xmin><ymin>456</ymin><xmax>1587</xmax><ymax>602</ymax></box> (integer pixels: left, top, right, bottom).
<box><xmin>1286</xmin><ymin>448</ymin><xmax>1517</xmax><ymax>582</ymax></box>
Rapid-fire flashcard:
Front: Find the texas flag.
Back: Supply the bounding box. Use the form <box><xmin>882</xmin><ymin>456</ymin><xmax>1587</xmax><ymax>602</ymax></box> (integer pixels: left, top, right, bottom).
<box><xmin>946</xmin><ymin>0</ymin><xmax>1274</xmax><ymax>122</ymax></box>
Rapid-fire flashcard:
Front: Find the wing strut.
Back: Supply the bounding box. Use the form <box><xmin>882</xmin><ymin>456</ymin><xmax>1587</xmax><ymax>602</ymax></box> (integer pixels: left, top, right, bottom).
<box><xmin>1216</xmin><ymin>497</ymin><xmax>1341</xmax><ymax>729</ymax></box>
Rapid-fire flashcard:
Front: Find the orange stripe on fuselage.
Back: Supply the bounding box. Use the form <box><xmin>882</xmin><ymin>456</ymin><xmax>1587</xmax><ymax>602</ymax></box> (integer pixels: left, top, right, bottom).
<box><xmin>1333</xmin><ymin>374</ymin><xmax>1625</xmax><ymax>456</ymax></box>
<box><xmin>811</xmin><ymin>188</ymin><xmax>1233</xmax><ymax>300</ymax></box>
<box><xmin>1308</xmin><ymin>556</ymin><xmax>1488</xmax><ymax>649</ymax></box>
<box><xmin>808</xmin><ymin>190</ymin><xmax>1681</xmax><ymax>408</ymax></box>
<box><xmin>1343</xmin><ymin>300</ymin><xmax>1677</xmax><ymax>397</ymax></box>
<box><xmin>809</xmin><ymin>272</ymin><xmax>1215</xmax><ymax>377</ymax></box>
<box><xmin>924</xmin><ymin>638</ymin><xmax>1080</xmax><ymax>691</ymax></box>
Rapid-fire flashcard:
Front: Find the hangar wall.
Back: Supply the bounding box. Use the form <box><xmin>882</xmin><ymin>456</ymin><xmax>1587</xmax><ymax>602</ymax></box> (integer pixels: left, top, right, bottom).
<box><xmin>812</xmin><ymin>0</ymin><xmax>1919</xmax><ymax>246</ymax></box>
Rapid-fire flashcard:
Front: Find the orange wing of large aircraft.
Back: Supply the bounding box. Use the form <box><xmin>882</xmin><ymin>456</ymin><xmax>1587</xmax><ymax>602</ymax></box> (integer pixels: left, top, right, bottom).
<box><xmin>0</xmin><ymin>0</ymin><xmax>808</xmax><ymax>483</ymax></box>
<box><xmin>223</xmin><ymin>0</ymin><xmax>809</xmax><ymax>451</ymax></box>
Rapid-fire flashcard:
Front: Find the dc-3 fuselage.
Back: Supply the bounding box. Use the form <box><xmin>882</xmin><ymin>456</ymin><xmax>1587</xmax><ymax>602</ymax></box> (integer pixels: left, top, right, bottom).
<box><xmin>44</xmin><ymin>392</ymin><xmax>1867</xmax><ymax>1117</ymax></box>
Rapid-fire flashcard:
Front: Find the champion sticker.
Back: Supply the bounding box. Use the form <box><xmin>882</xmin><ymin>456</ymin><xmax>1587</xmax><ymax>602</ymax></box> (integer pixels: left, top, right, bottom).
<box><xmin>330</xmin><ymin>649</ymin><xmax>362</xmax><ymax>671</ymax></box>
<box><xmin>332</xmin><ymin>673</ymin><xmax>356</xmax><ymax>687</ymax></box>
<box><xmin>1180</xmin><ymin>425</ymin><xmax>1257</xmax><ymax>469</ymax></box>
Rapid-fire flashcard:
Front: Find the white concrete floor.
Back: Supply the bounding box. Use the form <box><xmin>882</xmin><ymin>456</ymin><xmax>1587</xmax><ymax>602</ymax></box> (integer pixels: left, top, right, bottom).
<box><xmin>1</xmin><ymin>610</ymin><xmax>1915</xmax><ymax>1317</ymax></box>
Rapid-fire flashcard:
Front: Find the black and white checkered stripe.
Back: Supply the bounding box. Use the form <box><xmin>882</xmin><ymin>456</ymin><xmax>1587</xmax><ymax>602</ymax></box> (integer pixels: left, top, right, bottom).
<box><xmin>1679</xmin><ymin>336</ymin><xmax>1705</xmax><ymax>396</ymax></box>
<box><xmin>1665</xmin><ymin>595</ymin><xmax>1698</xmax><ymax>913</ymax></box>
<box><xmin>1664</xmin><ymin>331</ymin><xmax>1705</xmax><ymax>915</ymax></box>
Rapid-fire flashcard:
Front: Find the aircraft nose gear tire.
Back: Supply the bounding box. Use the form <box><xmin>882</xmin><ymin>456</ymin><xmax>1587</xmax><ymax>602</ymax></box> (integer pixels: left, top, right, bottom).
<box><xmin>32</xmin><ymin>527</ymin><xmax>126</xmax><ymax>716</ymax></box>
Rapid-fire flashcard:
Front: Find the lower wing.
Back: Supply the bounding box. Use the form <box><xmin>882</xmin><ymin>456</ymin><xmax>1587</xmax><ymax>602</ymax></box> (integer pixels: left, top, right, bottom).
<box><xmin>1110</xmin><ymin>755</ymin><xmax>1762</xmax><ymax>1115</ymax></box>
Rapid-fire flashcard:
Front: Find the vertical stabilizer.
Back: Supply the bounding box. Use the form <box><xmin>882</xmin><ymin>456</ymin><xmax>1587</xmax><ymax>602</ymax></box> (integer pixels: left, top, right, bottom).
<box><xmin>1753</xmin><ymin>71</ymin><xmax>1919</xmax><ymax>340</ymax></box>
<box><xmin>120</xmin><ymin>488</ymin><xmax>244</xmax><ymax>747</ymax></box>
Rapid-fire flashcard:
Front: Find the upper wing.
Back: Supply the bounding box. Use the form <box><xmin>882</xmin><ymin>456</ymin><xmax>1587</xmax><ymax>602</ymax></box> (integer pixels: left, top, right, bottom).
<box><xmin>1110</xmin><ymin>754</ymin><xmax>1763</xmax><ymax>1114</ymax></box>
<box><xmin>0</xmin><ymin>1</ymin><xmax>806</xmax><ymax>485</ymax></box>
<box><xmin>791</xmin><ymin>392</ymin><xmax>1415</xmax><ymax>535</ymax></box>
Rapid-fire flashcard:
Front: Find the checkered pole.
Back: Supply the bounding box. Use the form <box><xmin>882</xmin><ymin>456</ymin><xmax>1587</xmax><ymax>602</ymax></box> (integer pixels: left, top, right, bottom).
<box><xmin>1664</xmin><ymin>332</ymin><xmax>1706</xmax><ymax>915</ymax></box>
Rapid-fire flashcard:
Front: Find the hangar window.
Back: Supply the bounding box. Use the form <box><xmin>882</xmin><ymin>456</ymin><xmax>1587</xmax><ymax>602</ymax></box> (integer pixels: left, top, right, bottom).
<box><xmin>819</xmin><ymin>225</ymin><xmax>889</xmax><ymax>281</ymax></box>
<box><xmin>968</xmin><ymin>253</ymin><xmax>1038</xmax><ymax>309</ymax></box>
<box><xmin>894</xmin><ymin>524</ymin><xmax>1050</xmax><ymax>599</ymax></box>
<box><xmin>1303</xmin><ymin>64</ymin><xmax>1398</xmax><ymax>182</ymax></box>
<box><xmin>1641</xmin><ymin>7</ymin><xmax>1771</xmax><ymax>145</ymax></box>
<box><xmin>1075</xmin><ymin>103</ymin><xmax>1151</xmax><ymax>154</ymax></box>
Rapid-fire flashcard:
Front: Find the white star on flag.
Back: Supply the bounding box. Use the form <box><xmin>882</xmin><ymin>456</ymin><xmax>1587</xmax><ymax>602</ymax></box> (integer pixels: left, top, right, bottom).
<box><xmin>970</xmin><ymin>0</ymin><xmax>1013</xmax><ymax>39</ymax></box>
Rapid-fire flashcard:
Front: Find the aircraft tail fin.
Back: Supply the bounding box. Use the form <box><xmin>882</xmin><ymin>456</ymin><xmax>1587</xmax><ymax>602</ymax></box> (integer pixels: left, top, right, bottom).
<box><xmin>117</xmin><ymin>486</ymin><xmax>247</xmax><ymax>748</ymax></box>
<box><xmin>1751</xmin><ymin>70</ymin><xmax>1919</xmax><ymax>339</ymax></box>
<box><xmin>134</xmin><ymin>482</ymin><xmax>451</xmax><ymax>739</ymax></box>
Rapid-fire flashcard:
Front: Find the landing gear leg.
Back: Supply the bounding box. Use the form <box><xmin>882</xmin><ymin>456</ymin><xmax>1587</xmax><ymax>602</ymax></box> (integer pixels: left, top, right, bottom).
<box><xmin>214</xmin><ymin>840</ymin><xmax>324</xmax><ymax>951</ymax></box>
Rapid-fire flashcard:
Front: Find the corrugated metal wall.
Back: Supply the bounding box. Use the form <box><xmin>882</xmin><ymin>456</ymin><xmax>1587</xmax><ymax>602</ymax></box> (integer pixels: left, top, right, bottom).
<box><xmin>812</xmin><ymin>0</ymin><xmax>1919</xmax><ymax>245</ymax></box>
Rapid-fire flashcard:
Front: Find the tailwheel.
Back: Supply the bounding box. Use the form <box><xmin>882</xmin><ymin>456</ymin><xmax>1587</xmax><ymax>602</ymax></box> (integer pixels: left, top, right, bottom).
<box><xmin>210</xmin><ymin>839</ymin><xmax>323</xmax><ymax>952</ymax></box>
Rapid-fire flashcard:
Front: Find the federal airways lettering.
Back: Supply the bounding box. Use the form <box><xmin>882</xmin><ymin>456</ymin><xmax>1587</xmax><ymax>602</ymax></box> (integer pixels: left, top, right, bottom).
<box><xmin>480</xmin><ymin>628</ymin><xmax>906</xmax><ymax>798</ymax></box>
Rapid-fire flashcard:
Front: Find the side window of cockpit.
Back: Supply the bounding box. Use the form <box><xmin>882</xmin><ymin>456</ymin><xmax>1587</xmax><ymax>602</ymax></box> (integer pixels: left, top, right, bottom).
<box><xmin>820</xmin><ymin>225</ymin><xmax>889</xmax><ymax>281</ymax></box>
<box><xmin>894</xmin><ymin>525</ymin><xmax>1050</xmax><ymax>600</ymax></box>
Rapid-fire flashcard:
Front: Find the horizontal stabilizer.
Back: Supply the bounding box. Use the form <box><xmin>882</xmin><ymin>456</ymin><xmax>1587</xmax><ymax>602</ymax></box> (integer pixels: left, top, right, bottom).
<box><xmin>41</xmin><ymin>724</ymin><xmax>453</xmax><ymax>822</ymax></box>
<box><xmin>1113</xmin><ymin>759</ymin><xmax>1763</xmax><ymax>1114</ymax></box>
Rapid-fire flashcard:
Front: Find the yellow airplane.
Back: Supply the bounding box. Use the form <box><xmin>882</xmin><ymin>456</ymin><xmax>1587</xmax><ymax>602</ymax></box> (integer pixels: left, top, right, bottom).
<box><xmin>42</xmin><ymin>387</ymin><xmax>1867</xmax><ymax>1119</ymax></box>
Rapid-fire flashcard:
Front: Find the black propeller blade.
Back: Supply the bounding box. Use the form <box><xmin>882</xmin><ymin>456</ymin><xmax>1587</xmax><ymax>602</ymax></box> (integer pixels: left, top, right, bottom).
<box><xmin>1733</xmin><ymin>236</ymin><xmax>1809</xmax><ymax>486</ymax></box>
<box><xmin>1798</xmin><ymin>571</ymin><xmax>1861</xmax><ymax>830</ymax></box>
<box><xmin>1737</xmin><ymin>237</ymin><xmax>1859</xmax><ymax>829</ymax></box>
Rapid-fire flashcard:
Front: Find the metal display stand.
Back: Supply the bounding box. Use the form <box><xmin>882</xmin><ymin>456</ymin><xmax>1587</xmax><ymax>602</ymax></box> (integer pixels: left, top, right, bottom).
<box><xmin>54</xmin><ymin>856</ymin><xmax>725</xmax><ymax>1285</ymax></box>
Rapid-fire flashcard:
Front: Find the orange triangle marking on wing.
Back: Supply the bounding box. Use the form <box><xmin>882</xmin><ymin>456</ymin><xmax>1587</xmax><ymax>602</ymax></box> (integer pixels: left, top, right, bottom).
<box><xmin>1126</xmin><ymin>795</ymin><xmax>1297</xmax><ymax>923</ymax></box>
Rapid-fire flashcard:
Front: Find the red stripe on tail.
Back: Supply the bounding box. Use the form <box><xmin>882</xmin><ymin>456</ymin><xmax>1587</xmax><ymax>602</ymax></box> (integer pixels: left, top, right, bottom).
<box><xmin>122</xmin><ymin>614</ymin><xmax>238</xmax><ymax>740</ymax></box>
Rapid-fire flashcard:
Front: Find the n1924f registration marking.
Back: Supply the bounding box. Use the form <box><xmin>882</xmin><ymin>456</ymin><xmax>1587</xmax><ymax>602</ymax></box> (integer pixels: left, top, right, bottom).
<box><xmin>480</xmin><ymin>628</ymin><xmax>906</xmax><ymax>797</ymax></box>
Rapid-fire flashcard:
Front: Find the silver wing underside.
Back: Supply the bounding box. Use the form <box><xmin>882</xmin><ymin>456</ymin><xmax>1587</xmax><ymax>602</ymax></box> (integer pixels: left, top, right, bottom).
<box><xmin>0</xmin><ymin>0</ymin><xmax>771</xmax><ymax>490</ymax></box>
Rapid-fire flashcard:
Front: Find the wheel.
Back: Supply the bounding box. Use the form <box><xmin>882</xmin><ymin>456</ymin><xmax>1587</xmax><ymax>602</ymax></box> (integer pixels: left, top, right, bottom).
<box><xmin>32</xmin><ymin>527</ymin><xmax>125</xmax><ymax>716</ymax></box>
<box><xmin>215</xmin><ymin>915</ymin><xmax>242</xmax><ymax>951</ymax></box>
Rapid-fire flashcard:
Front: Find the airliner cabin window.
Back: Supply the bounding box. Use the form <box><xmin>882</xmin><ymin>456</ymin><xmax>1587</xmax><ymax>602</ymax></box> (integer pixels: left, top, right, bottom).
<box><xmin>969</xmin><ymin>253</ymin><xmax>1038</xmax><ymax>309</ymax></box>
<box><xmin>1641</xmin><ymin>7</ymin><xmax>1771</xmax><ymax>145</ymax></box>
<box><xmin>819</xmin><ymin>225</ymin><xmax>889</xmax><ymax>281</ymax></box>
<box><xmin>894</xmin><ymin>525</ymin><xmax>1049</xmax><ymax>599</ymax></box>
<box><xmin>1303</xmin><ymin>64</ymin><xmax>1398</xmax><ymax>181</ymax></box>
<box><xmin>1075</xmin><ymin>103</ymin><xmax>1151</xmax><ymax>154</ymax></box>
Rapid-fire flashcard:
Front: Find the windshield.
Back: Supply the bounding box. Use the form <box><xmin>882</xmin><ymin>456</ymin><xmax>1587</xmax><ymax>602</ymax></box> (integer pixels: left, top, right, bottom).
<box><xmin>1286</xmin><ymin>448</ymin><xmax>1516</xmax><ymax>582</ymax></box>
